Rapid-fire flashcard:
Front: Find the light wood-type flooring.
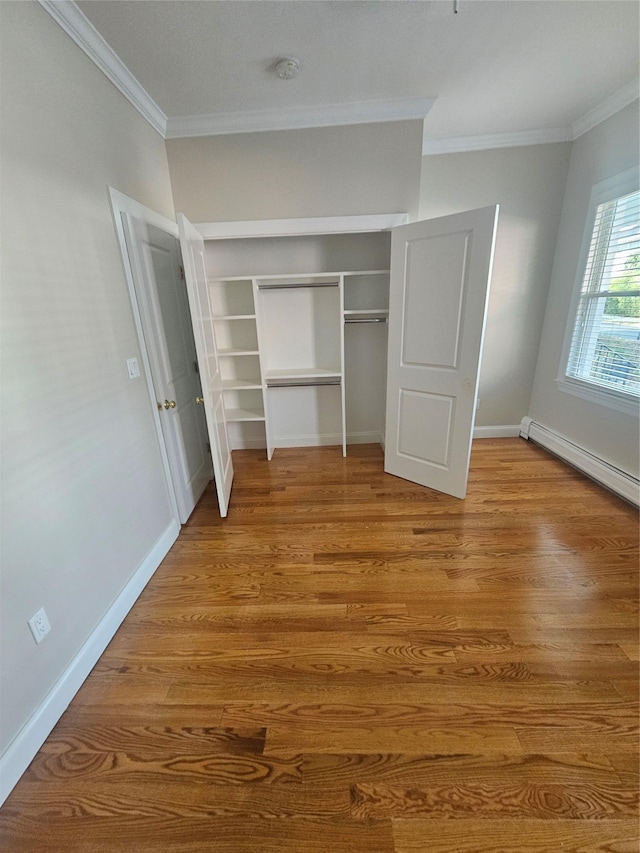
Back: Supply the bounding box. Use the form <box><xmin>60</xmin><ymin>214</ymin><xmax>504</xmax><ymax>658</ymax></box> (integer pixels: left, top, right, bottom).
<box><xmin>1</xmin><ymin>439</ymin><xmax>638</xmax><ymax>852</ymax></box>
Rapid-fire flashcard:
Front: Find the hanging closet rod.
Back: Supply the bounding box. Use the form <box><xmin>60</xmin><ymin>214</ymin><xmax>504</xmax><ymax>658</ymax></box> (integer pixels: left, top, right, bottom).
<box><xmin>345</xmin><ymin>317</ymin><xmax>387</xmax><ymax>324</ymax></box>
<box><xmin>258</xmin><ymin>282</ymin><xmax>338</xmax><ymax>290</ymax></box>
<box><xmin>267</xmin><ymin>379</ymin><xmax>341</xmax><ymax>388</ymax></box>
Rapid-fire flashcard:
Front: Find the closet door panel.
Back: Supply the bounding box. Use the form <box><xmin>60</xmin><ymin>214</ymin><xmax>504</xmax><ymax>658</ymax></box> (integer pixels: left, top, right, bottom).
<box><xmin>385</xmin><ymin>206</ymin><xmax>499</xmax><ymax>499</ymax></box>
<box><xmin>178</xmin><ymin>213</ymin><xmax>234</xmax><ymax>517</ymax></box>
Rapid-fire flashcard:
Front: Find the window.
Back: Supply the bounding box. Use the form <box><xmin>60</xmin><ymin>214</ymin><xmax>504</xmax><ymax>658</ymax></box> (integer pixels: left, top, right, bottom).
<box><xmin>559</xmin><ymin>169</ymin><xmax>640</xmax><ymax>414</ymax></box>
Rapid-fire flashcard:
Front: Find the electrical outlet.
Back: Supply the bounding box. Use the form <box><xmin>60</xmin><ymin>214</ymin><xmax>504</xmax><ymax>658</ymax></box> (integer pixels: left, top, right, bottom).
<box><xmin>28</xmin><ymin>607</ymin><xmax>51</xmax><ymax>644</ymax></box>
<box><xmin>476</xmin><ymin>397</ymin><xmax>481</xmax><ymax>411</ymax></box>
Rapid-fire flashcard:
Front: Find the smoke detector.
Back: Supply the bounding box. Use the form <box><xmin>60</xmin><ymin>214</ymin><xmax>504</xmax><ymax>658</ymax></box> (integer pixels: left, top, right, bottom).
<box><xmin>275</xmin><ymin>58</ymin><xmax>300</xmax><ymax>80</ymax></box>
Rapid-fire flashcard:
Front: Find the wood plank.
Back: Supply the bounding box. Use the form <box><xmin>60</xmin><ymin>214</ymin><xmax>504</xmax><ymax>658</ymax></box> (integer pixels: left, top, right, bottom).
<box><xmin>0</xmin><ymin>817</ymin><xmax>395</xmax><ymax>853</ymax></box>
<box><xmin>264</xmin><ymin>725</ymin><xmax>523</xmax><ymax>755</ymax></box>
<box><xmin>391</xmin><ymin>818</ymin><xmax>639</xmax><ymax>852</ymax></box>
<box><xmin>300</xmin><ymin>752</ymin><xmax>620</xmax><ymax>786</ymax></box>
<box><xmin>352</xmin><ymin>780</ymin><xmax>639</xmax><ymax>819</ymax></box>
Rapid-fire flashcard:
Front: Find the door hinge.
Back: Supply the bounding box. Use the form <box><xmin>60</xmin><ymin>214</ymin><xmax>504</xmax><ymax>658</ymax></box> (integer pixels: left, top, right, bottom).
<box><xmin>193</xmin><ymin>360</ymin><xmax>200</xmax><ymax>374</ymax></box>
<box><xmin>206</xmin><ymin>442</ymin><xmax>211</xmax><ymax>454</ymax></box>
<box><xmin>179</xmin><ymin>265</ymin><xmax>185</xmax><ymax>280</ymax></box>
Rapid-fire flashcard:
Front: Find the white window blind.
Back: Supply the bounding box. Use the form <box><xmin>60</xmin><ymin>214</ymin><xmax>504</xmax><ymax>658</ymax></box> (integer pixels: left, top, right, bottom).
<box><xmin>566</xmin><ymin>189</ymin><xmax>640</xmax><ymax>398</ymax></box>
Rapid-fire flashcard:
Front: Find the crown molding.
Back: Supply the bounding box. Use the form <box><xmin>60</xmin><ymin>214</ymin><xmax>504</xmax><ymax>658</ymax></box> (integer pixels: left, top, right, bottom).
<box><xmin>423</xmin><ymin>79</ymin><xmax>639</xmax><ymax>157</ymax></box>
<box><xmin>36</xmin><ymin>0</ymin><xmax>639</xmax><ymax>148</ymax></box>
<box><xmin>422</xmin><ymin>126</ymin><xmax>572</xmax><ymax>156</ymax></box>
<box><xmin>571</xmin><ymin>77</ymin><xmax>639</xmax><ymax>140</ymax></box>
<box><xmin>38</xmin><ymin>0</ymin><xmax>167</xmax><ymax>137</ymax></box>
<box><xmin>165</xmin><ymin>97</ymin><xmax>435</xmax><ymax>139</ymax></box>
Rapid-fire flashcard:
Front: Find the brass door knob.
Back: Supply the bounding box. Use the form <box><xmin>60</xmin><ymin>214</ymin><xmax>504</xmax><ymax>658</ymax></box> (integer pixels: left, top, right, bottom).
<box><xmin>195</xmin><ymin>396</ymin><xmax>204</xmax><ymax>404</ymax></box>
<box><xmin>163</xmin><ymin>399</ymin><xmax>176</xmax><ymax>409</ymax></box>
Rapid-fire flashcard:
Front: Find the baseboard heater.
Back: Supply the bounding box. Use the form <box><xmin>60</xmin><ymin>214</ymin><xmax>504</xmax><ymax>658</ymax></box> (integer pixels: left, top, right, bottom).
<box><xmin>520</xmin><ymin>417</ymin><xmax>639</xmax><ymax>506</ymax></box>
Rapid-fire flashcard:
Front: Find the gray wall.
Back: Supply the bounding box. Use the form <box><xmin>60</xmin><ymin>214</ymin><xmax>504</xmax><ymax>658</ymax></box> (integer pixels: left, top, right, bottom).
<box><xmin>166</xmin><ymin>121</ymin><xmax>424</xmax><ymax>222</ymax></box>
<box><xmin>419</xmin><ymin>143</ymin><xmax>572</xmax><ymax>427</ymax></box>
<box><xmin>530</xmin><ymin>100</ymin><xmax>640</xmax><ymax>477</ymax></box>
<box><xmin>0</xmin><ymin>3</ymin><xmax>176</xmax><ymax>757</ymax></box>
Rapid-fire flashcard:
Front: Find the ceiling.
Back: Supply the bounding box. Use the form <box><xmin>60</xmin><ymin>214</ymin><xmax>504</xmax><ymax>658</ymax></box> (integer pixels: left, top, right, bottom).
<box><xmin>67</xmin><ymin>0</ymin><xmax>639</xmax><ymax>150</ymax></box>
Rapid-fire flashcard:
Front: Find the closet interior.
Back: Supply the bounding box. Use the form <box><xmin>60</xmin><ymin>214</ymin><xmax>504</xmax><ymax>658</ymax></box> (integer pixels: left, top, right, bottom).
<box><xmin>204</xmin><ymin>231</ymin><xmax>392</xmax><ymax>458</ymax></box>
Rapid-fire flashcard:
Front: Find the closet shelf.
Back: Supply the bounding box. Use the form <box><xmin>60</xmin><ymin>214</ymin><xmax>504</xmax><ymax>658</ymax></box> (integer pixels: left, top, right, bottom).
<box><xmin>343</xmin><ymin>309</ymin><xmax>389</xmax><ymax>317</ymax></box>
<box><xmin>222</xmin><ymin>379</ymin><xmax>262</xmax><ymax>390</ymax></box>
<box><xmin>265</xmin><ymin>367</ymin><xmax>341</xmax><ymax>383</ymax></box>
<box><xmin>218</xmin><ymin>348</ymin><xmax>260</xmax><ymax>357</ymax></box>
<box><xmin>214</xmin><ymin>314</ymin><xmax>257</xmax><ymax>321</ymax></box>
<box><xmin>225</xmin><ymin>407</ymin><xmax>265</xmax><ymax>423</ymax></box>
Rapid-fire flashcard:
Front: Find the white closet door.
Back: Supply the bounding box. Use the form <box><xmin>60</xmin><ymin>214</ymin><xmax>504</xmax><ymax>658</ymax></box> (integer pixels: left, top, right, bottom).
<box><xmin>122</xmin><ymin>214</ymin><xmax>211</xmax><ymax>523</ymax></box>
<box><xmin>384</xmin><ymin>206</ymin><xmax>499</xmax><ymax>499</ymax></box>
<box><xmin>178</xmin><ymin>214</ymin><xmax>234</xmax><ymax>517</ymax></box>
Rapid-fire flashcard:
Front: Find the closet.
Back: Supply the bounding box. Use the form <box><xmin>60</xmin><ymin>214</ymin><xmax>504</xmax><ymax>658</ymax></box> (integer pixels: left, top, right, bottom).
<box><xmin>205</xmin><ymin>229</ymin><xmax>393</xmax><ymax>460</ymax></box>
<box><xmin>178</xmin><ymin>208</ymin><xmax>499</xmax><ymax>516</ymax></box>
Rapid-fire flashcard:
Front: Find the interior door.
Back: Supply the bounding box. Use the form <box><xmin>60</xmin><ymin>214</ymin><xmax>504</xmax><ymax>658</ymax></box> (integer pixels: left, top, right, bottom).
<box><xmin>122</xmin><ymin>215</ymin><xmax>212</xmax><ymax>523</ymax></box>
<box><xmin>384</xmin><ymin>205</ymin><xmax>499</xmax><ymax>499</ymax></box>
<box><xmin>178</xmin><ymin>213</ymin><xmax>234</xmax><ymax>517</ymax></box>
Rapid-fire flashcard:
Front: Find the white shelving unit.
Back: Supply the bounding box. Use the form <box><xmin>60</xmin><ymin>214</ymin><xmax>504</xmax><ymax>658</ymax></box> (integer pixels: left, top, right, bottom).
<box><xmin>255</xmin><ymin>274</ymin><xmax>344</xmax><ymax>459</ymax></box>
<box><xmin>203</xmin><ymin>226</ymin><xmax>392</xmax><ymax>458</ymax></box>
<box><xmin>210</xmin><ymin>277</ymin><xmax>266</xmax><ymax>446</ymax></box>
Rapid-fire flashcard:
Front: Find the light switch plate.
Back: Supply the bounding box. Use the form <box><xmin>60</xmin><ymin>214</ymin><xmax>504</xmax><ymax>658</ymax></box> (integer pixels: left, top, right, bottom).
<box><xmin>126</xmin><ymin>357</ymin><xmax>140</xmax><ymax>379</ymax></box>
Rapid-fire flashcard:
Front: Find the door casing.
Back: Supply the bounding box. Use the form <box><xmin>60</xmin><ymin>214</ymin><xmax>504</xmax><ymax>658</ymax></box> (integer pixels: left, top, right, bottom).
<box><xmin>109</xmin><ymin>187</ymin><xmax>200</xmax><ymax>525</ymax></box>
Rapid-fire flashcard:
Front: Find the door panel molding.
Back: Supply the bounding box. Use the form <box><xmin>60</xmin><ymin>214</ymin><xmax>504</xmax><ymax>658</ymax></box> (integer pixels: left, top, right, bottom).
<box><xmin>385</xmin><ymin>205</ymin><xmax>499</xmax><ymax>499</ymax></box>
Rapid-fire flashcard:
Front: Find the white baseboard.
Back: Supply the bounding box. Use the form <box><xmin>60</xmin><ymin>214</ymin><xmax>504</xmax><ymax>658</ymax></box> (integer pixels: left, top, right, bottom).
<box><xmin>229</xmin><ymin>436</ymin><xmax>268</xmax><ymax>451</ymax></box>
<box><xmin>272</xmin><ymin>433</ymin><xmax>345</xmax><ymax>449</ymax></box>
<box><xmin>229</xmin><ymin>431</ymin><xmax>384</xmax><ymax>451</ymax></box>
<box><xmin>473</xmin><ymin>424</ymin><xmax>522</xmax><ymax>438</ymax></box>
<box><xmin>0</xmin><ymin>519</ymin><xmax>180</xmax><ymax>806</ymax></box>
<box><xmin>347</xmin><ymin>431</ymin><xmax>383</xmax><ymax>445</ymax></box>
<box><xmin>520</xmin><ymin>416</ymin><xmax>639</xmax><ymax>505</ymax></box>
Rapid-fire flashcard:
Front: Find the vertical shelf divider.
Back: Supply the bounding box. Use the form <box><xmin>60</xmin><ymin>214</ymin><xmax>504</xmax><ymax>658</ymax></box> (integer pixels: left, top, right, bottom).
<box><xmin>339</xmin><ymin>273</ymin><xmax>347</xmax><ymax>457</ymax></box>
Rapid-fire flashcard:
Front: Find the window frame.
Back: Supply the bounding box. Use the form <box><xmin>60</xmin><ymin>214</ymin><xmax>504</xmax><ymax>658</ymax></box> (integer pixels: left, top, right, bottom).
<box><xmin>557</xmin><ymin>166</ymin><xmax>640</xmax><ymax>417</ymax></box>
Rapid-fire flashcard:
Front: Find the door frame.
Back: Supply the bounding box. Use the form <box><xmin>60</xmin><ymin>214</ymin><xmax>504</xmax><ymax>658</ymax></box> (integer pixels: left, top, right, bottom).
<box><xmin>108</xmin><ymin>186</ymin><xmax>183</xmax><ymax>525</ymax></box>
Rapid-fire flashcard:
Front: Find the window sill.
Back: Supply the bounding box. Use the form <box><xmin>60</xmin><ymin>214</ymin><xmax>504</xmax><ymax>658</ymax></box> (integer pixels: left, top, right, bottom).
<box><xmin>556</xmin><ymin>376</ymin><xmax>640</xmax><ymax>417</ymax></box>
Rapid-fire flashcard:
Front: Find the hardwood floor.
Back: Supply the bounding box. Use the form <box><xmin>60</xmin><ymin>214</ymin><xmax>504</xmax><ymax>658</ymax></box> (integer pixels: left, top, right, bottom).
<box><xmin>1</xmin><ymin>439</ymin><xmax>638</xmax><ymax>852</ymax></box>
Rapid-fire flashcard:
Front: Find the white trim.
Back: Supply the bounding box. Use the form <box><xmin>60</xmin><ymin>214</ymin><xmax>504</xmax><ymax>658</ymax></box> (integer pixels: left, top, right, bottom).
<box><xmin>423</xmin><ymin>127</ymin><xmax>571</xmax><ymax>156</ymax></box>
<box><xmin>0</xmin><ymin>520</ymin><xmax>180</xmax><ymax>806</ymax></box>
<box><xmin>38</xmin><ymin>0</ymin><xmax>167</xmax><ymax>137</ymax></box>
<box><xmin>556</xmin><ymin>376</ymin><xmax>640</xmax><ymax>418</ymax></box>
<box><xmin>519</xmin><ymin>417</ymin><xmax>639</xmax><ymax>506</ymax></box>
<box><xmin>271</xmin><ymin>432</ymin><xmax>345</xmax><ymax>449</ymax></box>
<box><xmin>473</xmin><ymin>424</ymin><xmax>522</xmax><ymax>438</ymax></box>
<box><xmin>572</xmin><ymin>79</ymin><xmax>639</xmax><ymax>140</ymax></box>
<box><xmin>229</xmin><ymin>436</ymin><xmax>268</xmax><ymax>451</ymax></box>
<box><xmin>422</xmin><ymin>81</ymin><xmax>639</xmax><ymax>157</ymax></box>
<box><xmin>346</xmin><ymin>431</ymin><xmax>384</xmax><ymax>445</ymax></box>
<box><xmin>109</xmin><ymin>187</ymin><xmax>178</xmax><ymax>237</ymax></box>
<box><xmin>108</xmin><ymin>187</ymin><xmax>181</xmax><ymax>525</ymax></box>
<box><xmin>557</xmin><ymin>166</ymin><xmax>640</xmax><ymax>407</ymax></box>
<box><xmin>166</xmin><ymin>97</ymin><xmax>435</xmax><ymax>139</ymax></box>
<box><xmin>228</xmin><ymin>431</ymin><xmax>383</xmax><ymax>451</ymax></box>
<box><xmin>195</xmin><ymin>214</ymin><xmax>408</xmax><ymax>241</ymax></box>
<box><xmin>35</xmin><ymin>0</ymin><xmax>638</xmax><ymax>148</ymax></box>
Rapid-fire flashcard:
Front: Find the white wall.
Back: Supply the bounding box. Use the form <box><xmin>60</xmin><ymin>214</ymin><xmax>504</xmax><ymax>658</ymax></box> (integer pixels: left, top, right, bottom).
<box><xmin>419</xmin><ymin>143</ymin><xmax>572</xmax><ymax>428</ymax></box>
<box><xmin>166</xmin><ymin>121</ymin><xmax>423</xmax><ymax>222</ymax></box>
<box><xmin>0</xmin><ymin>2</ymin><xmax>177</xmax><ymax>771</ymax></box>
<box><xmin>529</xmin><ymin>101</ymin><xmax>640</xmax><ymax>477</ymax></box>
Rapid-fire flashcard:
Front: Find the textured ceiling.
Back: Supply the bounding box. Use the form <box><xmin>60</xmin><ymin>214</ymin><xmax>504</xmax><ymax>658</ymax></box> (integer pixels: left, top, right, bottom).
<box><xmin>77</xmin><ymin>0</ymin><xmax>639</xmax><ymax>140</ymax></box>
